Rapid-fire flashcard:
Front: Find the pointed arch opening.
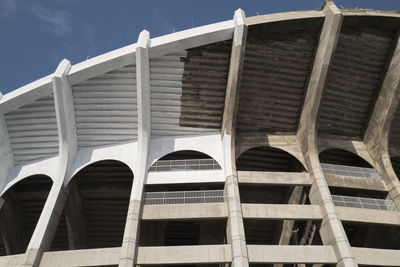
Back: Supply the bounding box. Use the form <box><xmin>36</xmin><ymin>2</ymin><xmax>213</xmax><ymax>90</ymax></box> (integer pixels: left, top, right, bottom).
<box><xmin>0</xmin><ymin>175</ymin><xmax>53</xmax><ymax>256</ymax></box>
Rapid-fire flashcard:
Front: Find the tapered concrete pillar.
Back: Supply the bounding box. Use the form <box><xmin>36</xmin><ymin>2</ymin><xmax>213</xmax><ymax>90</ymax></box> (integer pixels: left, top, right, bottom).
<box><xmin>222</xmin><ymin>9</ymin><xmax>249</xmax><ymax>267</ymax></box>
<box><xmin>21</xmin><ymin>59</ymin><xmax>77</xmax><ymax>266</ymax></box>
<box><xmin>119</xmin><ymin>30</ymin><xmax>151</xmax><ymax>267</ymax></box>
<box><xmin>364</xmin><ymin>33</ymin><xmax>400</xmax><ymax>209</ymax></box>
<box><xmin>297</xmin><ymin>2</ymin><xmax>357</xmax><ymax>266</ymax></box>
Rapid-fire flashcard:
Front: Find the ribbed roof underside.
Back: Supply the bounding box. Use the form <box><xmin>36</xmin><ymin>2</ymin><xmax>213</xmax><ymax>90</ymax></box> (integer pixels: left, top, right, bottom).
<box><xmin>72</xmin><ymin>65</ymin><xmax>138</xmax><ymax>149</ymax></box>
<box><xmin>180</xmin><ymin>41</ymin><xmax>231</xmax><ymax>129</ymax></box>
<box><xmin>237</xmin><ymin>19</ymin><xmax>321</xmax><ymax>133</ymax></box>
<box><xmin>390</xmin><ymin>107</ymin><xmax>400</xmax><ymax>156</ymax></box>
<box><xmin>318</xmin><ymin>19</ymin><xmax>396</xmax><ymax>138</ymax></box>
<box><xmin>4</xmin><ymin>96</ymin><xmax>58</xmax><ymax>165</ymax></box>
<box><xmin>151</xmin><ymin>41</ymin><xmax>230</xmax><ymax>138</ymax></box>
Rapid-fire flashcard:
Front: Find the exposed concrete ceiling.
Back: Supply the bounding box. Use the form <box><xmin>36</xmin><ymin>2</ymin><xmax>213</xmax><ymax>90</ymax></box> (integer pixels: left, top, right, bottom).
<box><xmin>318</xmin><ymin>16</ymin><xmax>398</xmax><ymax>139</ymax></box>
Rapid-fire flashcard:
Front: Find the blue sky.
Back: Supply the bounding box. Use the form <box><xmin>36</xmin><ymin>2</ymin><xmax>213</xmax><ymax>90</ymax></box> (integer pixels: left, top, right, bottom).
<box><xmin>1</xmin><ymin>0</ymin><xmax>399</xmax><ymax>94</ymax></box>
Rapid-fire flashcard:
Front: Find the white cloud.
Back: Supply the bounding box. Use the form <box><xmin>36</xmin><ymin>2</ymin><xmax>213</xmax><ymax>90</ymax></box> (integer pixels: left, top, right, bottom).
<box><xmin>31</xmin><ymin>4</ymin><xmax>72</xmax><ymax>36</ymax></box>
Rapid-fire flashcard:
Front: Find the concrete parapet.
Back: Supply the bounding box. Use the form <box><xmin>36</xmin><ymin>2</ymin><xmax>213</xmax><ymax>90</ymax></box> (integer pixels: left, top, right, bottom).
<box><xmin>40</xmin><ymin>247</ymin><xmax>120</xmax><ymax>267</ymax></box>
<box><xmin>352</xmin><ymin>247</ymin><xmax>400</xmax><ymax>266</ymax></box>
<box><xmin>237</xmin><ymin>171</ymin><xmax>311</xmax><ymax>185</ymax></box>
<box><xmin>247</xmin><ymin>245</ymin><xmax>337</xmax><ymax>264</ymax></box>
<box><xmin>336</xmin><ymin>206</ymin><xmax>400</xmax><ymax>225</ymax></box>
<box><xmin>242</xmin><ymin>204</ymin><xmax>323</xmax><ymax>220</ymax></box>
<box><xmin>136</xmin><ymin>245</ymin><xmax>232</xmax><ymax>265</ymax></box>
<box><xmin>142</xmin><ymin>203</ymin><xmax>228</xmax><ymax>220</ymax></box>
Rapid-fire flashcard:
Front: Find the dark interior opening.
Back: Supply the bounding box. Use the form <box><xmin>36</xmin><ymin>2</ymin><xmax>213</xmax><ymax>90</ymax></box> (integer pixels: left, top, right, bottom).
<box><xmin>244</xmin><ymin>219</ymin><xmax>322</xmax><ymax>246</ymax></box>
<box><xmin>0</xmin><ymin>175</ymin><xmax>53</xmax><ymax>255</ymax></box>
<box><xmin>343</xmin><ymin>222</ymin><xmax>400</xmax><ymax>249</ymax></box>
<box><xmin>50</xmin><ymin>160</ymin><xmax>133</xmax><ymax>251</ymax></box>
<box><xmin>319</xmin><ymin>149</ymin><xmax>372</xmax><ymax>168</ymax></box>
<box><xmin>139</xmin><ymin>220</ymin><xmax>227</xmax><ymax>246</ymax></box>
<box><xmin>236</xmin><ymin>146</ymin><xmax>306</xmax><ymax>172</ymax></box>
<box><xmin>240</xmin><ymin>185</ymin><xmax>310</xmax><ymax>205</ymax></box>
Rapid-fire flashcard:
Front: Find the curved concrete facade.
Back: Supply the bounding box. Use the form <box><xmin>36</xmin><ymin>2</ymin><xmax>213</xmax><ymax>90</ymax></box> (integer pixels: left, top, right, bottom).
<box><xmin>1</xmin><ymin>1</ymin><xmax>400</xmax><ymax>266</ymax></box>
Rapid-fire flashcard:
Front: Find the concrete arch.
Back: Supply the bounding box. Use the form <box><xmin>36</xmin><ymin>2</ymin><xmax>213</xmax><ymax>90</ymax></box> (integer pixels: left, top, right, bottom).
<box><xmin>318</xmin><ymin>148</ymin><xmax>374</xmax><ymax>168</ymax></box>
<box><xmin>236</xmin><ymin>144</ymin><xmax>307</xmax><ymax>172</ymax></box>
<box><xmin>236</xmin><ymin>145</ymin><xmax>307</xmax><ymax>172</ymax></box>
<box><xmin>148</xmin><ymin>135</ymin><xmax>224</xmax><ymax>170</ymax></box>
<box><xmin>149</xmin><ymin>150</ymin><xmax>222</xmax><ymax>172</ymax></box>
<box><xmin>67</xmin><ymin>156</ymin><xmax>135</xmax><ymax>186</ymax></box>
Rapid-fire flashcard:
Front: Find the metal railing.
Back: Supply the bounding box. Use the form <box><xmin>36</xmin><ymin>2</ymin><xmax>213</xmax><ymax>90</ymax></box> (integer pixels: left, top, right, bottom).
<box><xmin>321</xmin><ymin>163</ymin><xmax>380</xmax><ymax>179</ymax></box>
<box><xmin>332</xmin><ymin>195</ymin><xmax>397</xmax><ymax>211</ymax></box>
<box><xmin>144</xmin><ymin>190</ymin><xmax>225</xmax><ymax>205</ymax></box>
<box><xmin>149</xmin><ymin>159</ymin><xmax>221</xmax><ymax>172</ymax></box>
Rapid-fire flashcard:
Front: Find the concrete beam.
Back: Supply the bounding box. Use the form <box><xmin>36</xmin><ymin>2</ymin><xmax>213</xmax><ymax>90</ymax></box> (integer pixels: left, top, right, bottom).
<box><xmin>136</xmin><ymin>245</ymin><xmax>232</xmax><ymax>265</ymax></box>
<box><xmin>352</xmin><ymin>247</ymin><xmax>400</xmax><ymax>266</ymax></box>
<box><xmin>40</xmin><ymin>247</ymin><xmax>120</xmax><ymax>267</ymax></box>
<box><xmin>364</xmin><ymin>33</ymin><xmax>400</xmax><ymax>209</ymax></box>
<box><xmin>21</xmin><ymin>59</ymin><xmax>76</xmax><ymax>267</ymax></box>
<box><xmin>119</xmin><ymin>30</ymin><xmax>151</xmax><ymax>267</ymax></box>
<box><xmin>324</xmin><ymin>174</ymin><xmax>387</xmax><ymax>192</ymax></box>
<box><xmin>278</xmin><ymin>186</ymin><xmax>306</xmax><ymax>246</ymax></box>
<box><xmin>237</xmin><ymin>171</ymin><xmax>311</xmax><ymax>185</ymax></box>
<box><xmin>246</xmin><ymin>10</ymin><xmax>325</xmax><ymax>26</ymax></box>
<box><xmin>296</xmin><ymin>2</ymin><xmax>357</xmax><ymax>266</ymax></box>
<box><xmin>247</xmin><ymin>245</ymin><xmax>337</xmax><ymax>264</ymax></box>
<box><xmin>142</xmin><ymin>203</ymin><xmax>228</xmax><ymax>220</ymax></box>
<box><xmin>221</xmin><ymin>9</ymin><xmax>247</xmax><ymax>137</ymax></box>
<box><xmin>336</xmin><ymin>207</ymin><xmax>400</xmax><ymax>226</ymax></box>
<box><xmin>242</xmin><ymin>204</ymin><xmax>323</xmax><ymax>220</ymax></box>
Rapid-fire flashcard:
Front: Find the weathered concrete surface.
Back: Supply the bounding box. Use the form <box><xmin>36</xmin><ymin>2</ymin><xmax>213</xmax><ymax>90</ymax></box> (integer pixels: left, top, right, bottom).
<box><xmin>136</xmin><ymin>245</ymin><xmax>232</xmax><ymax>265</ymax></box>
<box><xmin>352</xmin><ymin>247</ymin><xmax>400</xmax><ymax>266</ymax></box>
<box><xmin>246</xmin><ymin>10</ymin><xmax>325</xmax><ymax>26</ymax></box>
<box><xmin>142</xmin><ymin>203</ymin><xmax>228</xmax><ymax>220</ymax></box>
<box><xmin>242</xmin><ymin>204</ymin><xmax>323</xmax><ymax>220</ymax></box>
<box><xmin>39</xmin><ymin>247</ymin><xmax>120</xmax><ymax>267</ymax></box>
<box><xmin>247</xmin><ymin>245</ymin><xmax>337</xmax><ymax>264</ymax></box>
<box><xmin>324</xmin><ymin>174</ymin><xmax>387</xmax><ymax>191</ymax></box>
<box><xmin>336</xmin><ymin>206</ymin><xmax>400</xmax><ymax>225</ymax></box>
<box><xmin>364</xmin><ymin>32</ymin><xmax>400</xmax><ymax>210</ymax></box>
<box><xmin>318</xmin><ymin>139</ymin><xmax>375</xmax><ymax>167</ymax></box>
<box><xmin>296</xmin><ymin>2</ymin><xmax>357</xmax><ymax>266</ymax></box>
<box><xmin>0</xmin><ymin>254</ymin><xmax>25</xmax><ymax>267</ymax></box>
<box><xmin>221</xmin><ymin>8</ymin><xmax>250</xmax><ymax>267</ymax></box>
<box><xmin>238</xmin><ymin>171</ymin><xmax>311</xmax><ymax>185</ymax></box>
<box><xmin>236</xmin><ymin>135</ymin><xmax>307</xmax><ymax>169</ymax></box>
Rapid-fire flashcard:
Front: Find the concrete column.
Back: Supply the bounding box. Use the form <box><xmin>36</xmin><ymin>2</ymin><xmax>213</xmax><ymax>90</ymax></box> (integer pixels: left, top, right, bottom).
<box><xmin>364</xmin><ymin>33</ymin><xmax>400</xmax><ymax>209</ymax></box>
<box><xmin>21</xmin><ymin>59</ymin><xmax>77</xmax><ymax>267</ymax></box>
<box><xmin>119</xmin><ymin>30</ymin><xmax>151</xmax><ymax>267</ymax></box>
<box><xmin>297</xmin><ymin>2</ymin><xmax>357</xmax><ymax>267</ymax></box>
<box><xmin>221</xmin><ymin>9</ymin><xmax>249</xmax><ymax>267</ymax></box>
